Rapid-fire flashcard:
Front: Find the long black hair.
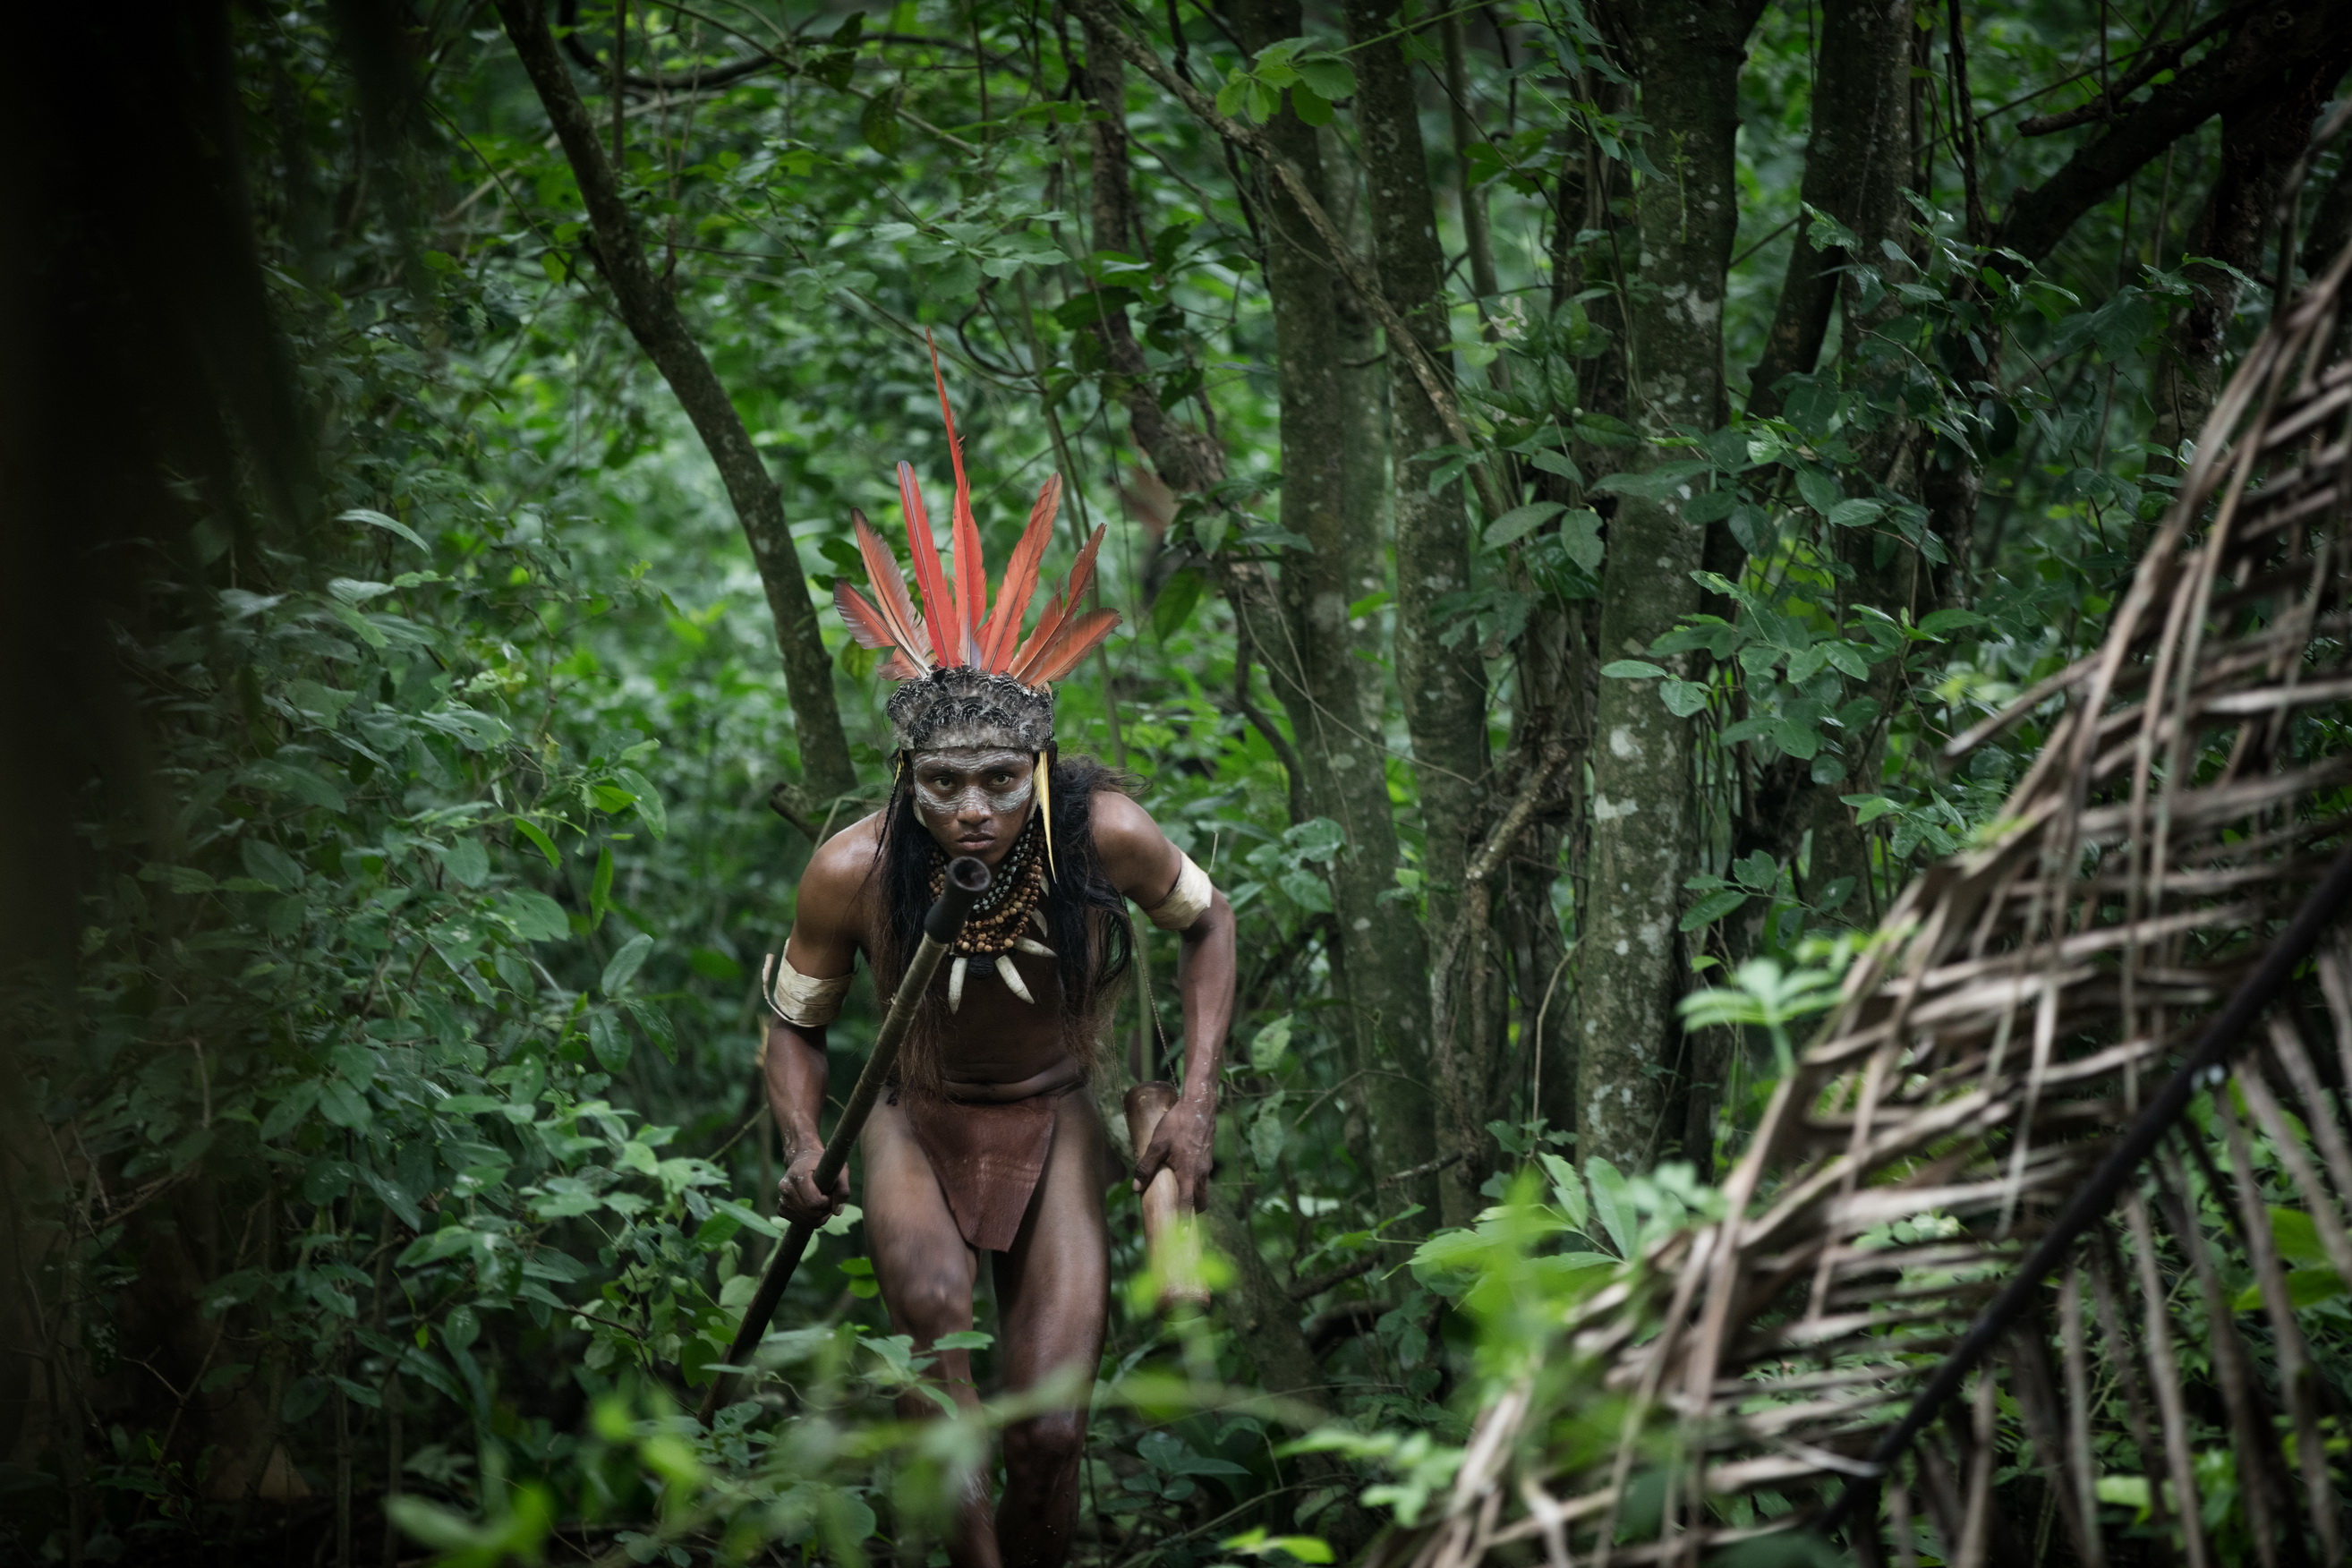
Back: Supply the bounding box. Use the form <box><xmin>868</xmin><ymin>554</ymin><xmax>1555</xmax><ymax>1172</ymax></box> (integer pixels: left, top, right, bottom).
<box><xmin>873</xmin><ymin>751</ymin><xmax>1135</xmax><ymax>1087</ymax></box>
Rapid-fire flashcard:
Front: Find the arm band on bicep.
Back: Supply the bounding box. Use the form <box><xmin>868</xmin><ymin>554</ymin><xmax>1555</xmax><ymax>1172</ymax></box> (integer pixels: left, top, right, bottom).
<box><xmin>1144</xmin><ymin>852</ymin><xmax>1215</xmax><ymax>932</ymax></box>
<box><xmin>761</xmin><ymin>947</ymin><xmax>852</xmax><ymax>1027</ymax></box>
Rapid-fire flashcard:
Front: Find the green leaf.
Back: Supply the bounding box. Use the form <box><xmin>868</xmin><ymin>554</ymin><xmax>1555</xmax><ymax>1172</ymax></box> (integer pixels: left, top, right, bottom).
<box><xmin>1591</xmin><ymin>461</ymin><xmax>1708</xmax><ymax>502</ymax></box>
<box><xmin>260</xmin><ymin>1081</ymin><xmax>322</xmax><ymax>1142</ymax></box>
<box><xmin>1585</xmin><ymin>1158</ymin><xmax>1635</xmax><ymax>1256</ymax></box>
<box><xmin>1600</xmin><ymin>660</ymin><xmax>1666</xmax><ymax>679</ymax></box>
<box><xmin>590</xmin><ymin>845</ymin><xmax>615</xmax><ymax>929</ymax></box>
<box><xmin>613</xmin><ymin>768</ymin><xmax>667</xmax><ymax>839</ymax></box>
<box><xmin>601</xmin><ymin>933</ymin><xmax>654</xmax><ymax>995</ymax></box>
<box><xmin>626</xmin><ymin>1001</ymin><xmax>677</xmax><ymax>1063</ymax></box>
<box><xmin>1527</xmin><ymin>449</ymin><xmax>1581</xmax><ymax>482</ymax></box>
<box><xmin>1293</xmin><ymin>55</ymin><xmax>1354</xmax><ymax>98</ymax></box>
<box><xmin>2270</xmin><ymin>1206</ymin><xmax>2329</xmax><ymax>1266</ymax></box>
<box><xmin>1843</xmin><ymin>794</ymin><xmax>1898</xmax><ymax>825</ymax></box>
<box><xmin>512</xmin><ymin>818</ymin><xmax>561</xmax><ymax>871</ymax></box>
<box><xmin>320</xmin><ymin>1076</ymin><xmax>372</xmax><ymax>1130</ymax></box>
<box><xmin>437</xmin><ymin>836</ymin><xmax>490</xmax><ymax>889</ymax></box>
<box><xmin>339</xmin><ymin>507</ymin><xmax>427</xmax><ymax>550</ymax></box>
<box><xmin>933</xmin><ymin>1329</ymin><xmax>994</xmax><ymax>1351</ymax></box>
<box><xmin>1826</xmin><ymin>498</ymin><xmax>1884</xmax><ymax>529</ymax></box>
<box><xmin>860</xmin><ymin>90</ymin><xmax>902</xmax><ymax>156</ymax></box>
<box><xmin>240</xmin><ymin>838</ymin><xmax>304</xmax><ymax>891</ymax></box>
<box><xmin>1289</xmin><ymin>85</ymin><xmax>1334</xmax><ymax>126</ymax></box>
<box><xmin>1252</xmin><ymin>1015</ymin><xmax>1293</xmax><ymax>1072</ymax></box>
<box><xmin>502</xmin><ymin>889</ymin><xmax>571</xmax><ymax>943</ymax></box>
<box><xmin>1152</xmin><ymin>569</ymin><xmax>1206</xmax><ymax>641</ymax></box>
<box><xmin>1559</xmin><ymin>508</ymin><xmax>1605</xmax><ymax>572</ymax></box>
<box><xmin>1536</xmin><ymin>1152</ymin><xmax>1589</xmax><ymax>1231</ymax></box>
<box><xmin>1483</xmin><ymin>502</ymin><xmax>1562</xmax><ymax>550</ymax></box>
<box><xmin>1795</xmin><ymin>467</ymin><xmax>1844</xmax><ymax>515</ymax></box>
<box><xmin>1678</xmin><ymin>888</ymin><xmax>1749</xmax><ymax>933</ymax></box>
<box><xmin>588</xmin><ymin>1011</ymin><xmax>632</xmax><ymax>1072</ymax></box>
<box><xmin>1918</xmin><ymin>608</ymin><xmax>1986</xmax><ymax>637</ymax></box>
<box><xmin>1658</xmin><ymin>679</ymin><xmax>1710</xmax><ymax>717</ymax></box>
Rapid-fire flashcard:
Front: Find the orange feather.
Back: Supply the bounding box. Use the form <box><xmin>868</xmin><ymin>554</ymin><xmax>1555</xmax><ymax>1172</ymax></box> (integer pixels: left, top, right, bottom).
<box><xmin>878</xmin><ymin>650</ymin><xmax>927</xmax><ymax>680</ymax></box>
<box><xmin>897</xmin><ymin>461</ymin><xmax>959</xmax><ymax>650</ymax></box>
<box><xmin>978</xmin><ymin>475</ymin><xmax>1061</xmax><ymax>670</ymax></box>
<box><xmin>850</xmin><ymin>511</ymin><xmax>933</xmax><ymax>665</ymax></box>
<box><xmin>1024</xmin><ymin>609</ymin><xmax>1122</xmax><ymax>685</ymax></box>
<box><xmin>833</xmin><ymin>582</ymin><xmax>898</xmax><ymax>651</ymax></box>
<box><xmin>1009</xmin><ymin>524</ymin><xmax>1109</xmax><ymax>683</ymax></box>
<box><xmin>926</xmin><ymin>337</ymin><xmax>988</xmax><ymax>663</ymax></box>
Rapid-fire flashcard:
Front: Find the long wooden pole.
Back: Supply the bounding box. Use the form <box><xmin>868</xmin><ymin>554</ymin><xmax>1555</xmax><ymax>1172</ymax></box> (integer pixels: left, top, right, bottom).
<box><xmin>698</xmin><ymin>855</ymin><xmax>992</xmax><ymax>1425</ymax></box>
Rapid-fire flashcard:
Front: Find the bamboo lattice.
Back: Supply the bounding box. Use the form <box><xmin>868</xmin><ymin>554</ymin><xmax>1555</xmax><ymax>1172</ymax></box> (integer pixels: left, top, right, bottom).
<box><xmin>1402</xmin><ymin>242</ymin><xmax>2352</xmax><ymax>1568</ymax></box>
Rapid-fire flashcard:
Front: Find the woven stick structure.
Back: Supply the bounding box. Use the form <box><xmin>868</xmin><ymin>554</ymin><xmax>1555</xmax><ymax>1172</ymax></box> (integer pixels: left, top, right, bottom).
<box><xmin>1402</xmin><ymin>243</ymin><xmax>2352</xmax><ymax>1568</ymax></box>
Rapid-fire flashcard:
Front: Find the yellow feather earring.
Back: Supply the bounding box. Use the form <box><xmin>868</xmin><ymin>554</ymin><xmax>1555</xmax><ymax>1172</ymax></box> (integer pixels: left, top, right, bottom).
<box><xmin>1035</xmin><ymin>752</ymin><xmax>1058</xmax><ymax>884</ymax></box>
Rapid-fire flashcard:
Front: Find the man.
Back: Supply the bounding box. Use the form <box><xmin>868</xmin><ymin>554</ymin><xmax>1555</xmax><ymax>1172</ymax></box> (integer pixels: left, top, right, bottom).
<box><xmin>760</xmin><ymin>360</ymin><xmax>1232</xmax><ymax>1568</ymax></box>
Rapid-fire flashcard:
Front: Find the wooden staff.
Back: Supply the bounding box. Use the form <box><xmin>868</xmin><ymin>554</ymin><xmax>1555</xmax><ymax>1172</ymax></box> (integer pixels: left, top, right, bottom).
<box><xmin>1124</xmin><ymin>1081</ymin><xmax>1209</xmax><ymax>1313</ymax></box>
<box><xmin>697</xmin><ymin>855</ymin><xmax>992</xmax><ymax>1426</ymax></box>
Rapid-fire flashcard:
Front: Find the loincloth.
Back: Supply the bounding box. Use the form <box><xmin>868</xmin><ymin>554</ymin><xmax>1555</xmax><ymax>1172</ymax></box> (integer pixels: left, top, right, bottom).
<box><xmin>896</xmin><ymin>1080</ymin><xmax>1088</xmax><ymax>1252</ymax></box>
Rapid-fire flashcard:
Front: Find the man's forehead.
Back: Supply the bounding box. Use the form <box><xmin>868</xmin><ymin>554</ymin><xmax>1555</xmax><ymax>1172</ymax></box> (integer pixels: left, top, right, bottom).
<box><xmin>911</xmin><ymin>746</ymin><xmax>1032</xmax><ymax>771</ymax></box>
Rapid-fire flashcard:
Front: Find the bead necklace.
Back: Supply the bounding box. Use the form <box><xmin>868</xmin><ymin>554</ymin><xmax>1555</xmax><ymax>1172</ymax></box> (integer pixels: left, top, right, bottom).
<box><xmin>929</xmin><ymin>812</ymin><xmax>1056</xmax><ymax>1010</ymax></box>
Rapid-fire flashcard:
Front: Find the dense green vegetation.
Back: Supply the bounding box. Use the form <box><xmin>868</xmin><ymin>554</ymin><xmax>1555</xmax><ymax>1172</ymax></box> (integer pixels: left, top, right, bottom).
<box><xmin>6</xmin><ymin>0</ymin><xmax>2348</xmax><ymax>1563</ymax></box>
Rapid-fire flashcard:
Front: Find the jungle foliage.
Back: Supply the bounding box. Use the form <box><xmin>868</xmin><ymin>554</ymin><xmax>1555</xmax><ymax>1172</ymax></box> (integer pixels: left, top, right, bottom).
<box><xmin>4</xmin><ymin>0</ymin><xmax>2348</xmax><ymax>1564</ymax></box>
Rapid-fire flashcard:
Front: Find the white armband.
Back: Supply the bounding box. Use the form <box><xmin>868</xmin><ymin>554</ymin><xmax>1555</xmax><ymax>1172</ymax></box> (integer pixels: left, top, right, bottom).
<box><xmin>761</xmin><ymin>948</ymin><xmax>852</xmax><ymax>1027</ymax></box>
<box><xmin>1144</xmin><ymin>852</ymin><xmax>1215</xmax><ymax>932</ymax></box>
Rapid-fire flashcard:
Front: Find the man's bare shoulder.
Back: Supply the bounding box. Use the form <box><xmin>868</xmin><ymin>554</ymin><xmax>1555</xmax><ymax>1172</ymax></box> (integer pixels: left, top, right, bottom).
<box><xmin>800</xmin><ymin>813</ymin><xmax>887</xmax><ymax>904</ymax></box>
<box><xmin>1087</xmin><ymin>789</ymin><xmax>1182</xmax><ymax>902</ymax></box>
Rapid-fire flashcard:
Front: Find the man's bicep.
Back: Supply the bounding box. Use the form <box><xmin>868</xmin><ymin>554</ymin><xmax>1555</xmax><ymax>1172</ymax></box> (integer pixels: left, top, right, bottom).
<box><xmin>782</xmin><ymin>852</ymin><xmax>863</xmax><ymax>976</ymax></box>
<box><xmin>1092</xmin><ymin>794</ymin><xmax>1187</xmax><ymax>908</ymax></box>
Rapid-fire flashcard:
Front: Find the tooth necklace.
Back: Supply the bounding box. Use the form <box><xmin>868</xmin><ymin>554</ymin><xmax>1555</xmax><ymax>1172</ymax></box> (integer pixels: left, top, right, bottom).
<box><xmin>930</xmin><ymin>813</ymin><xmax>1054</xmax><ymax>1012</ymax></box>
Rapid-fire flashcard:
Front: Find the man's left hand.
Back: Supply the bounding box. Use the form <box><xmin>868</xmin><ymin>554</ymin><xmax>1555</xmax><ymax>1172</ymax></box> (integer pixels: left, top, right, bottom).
<box><xmin>1134</xmin><ymin>1091</ymin><xmax>1215</xmax><ymax>1210</ymax></box>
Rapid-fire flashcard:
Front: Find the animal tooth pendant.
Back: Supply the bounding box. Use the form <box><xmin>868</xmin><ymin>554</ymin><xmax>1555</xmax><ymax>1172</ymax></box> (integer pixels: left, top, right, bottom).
<box><xmin>995</xmin><ymin>953</ymin><xmax>1035</xmax><ymax>1004</ymax></box>
<box><xmin>1014</xmin><ymin>936</ymin><xmax>1056</xmax><ymax>958</ymax></box>
<box><xmin>949</xmin><ymin>957</ymin><xmax>968</xmax><ymax>1012</ymax></box>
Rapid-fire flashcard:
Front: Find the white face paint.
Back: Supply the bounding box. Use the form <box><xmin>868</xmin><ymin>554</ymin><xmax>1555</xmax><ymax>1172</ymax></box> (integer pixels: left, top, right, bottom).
<box><xmin>909</xmin><ymin>747</ymin><xmax>1037</xmax><ymax>865</ymax></box>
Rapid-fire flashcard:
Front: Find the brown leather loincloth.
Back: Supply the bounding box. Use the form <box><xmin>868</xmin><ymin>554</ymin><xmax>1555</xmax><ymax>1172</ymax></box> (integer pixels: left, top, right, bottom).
<box><xmin>899</xmin><ymin>1084</ymin><xmax>1081</xmax><ymax>1252</ymax></box>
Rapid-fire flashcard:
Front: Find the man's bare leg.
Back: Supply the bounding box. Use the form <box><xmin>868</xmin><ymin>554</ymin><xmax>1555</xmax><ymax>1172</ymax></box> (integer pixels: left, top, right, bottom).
<box><xmin>991</xmin><ymin>1096</ymin><xmax>1111</xmax><ymax>1568</ymax></box>
<box><xmin>862</xmin><ymin>1100</ymin><xmax>999</xmax><ymax>1568</ymax></box>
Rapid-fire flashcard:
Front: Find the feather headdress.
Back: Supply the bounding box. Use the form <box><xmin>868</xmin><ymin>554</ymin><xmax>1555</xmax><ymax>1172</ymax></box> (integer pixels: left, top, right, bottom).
<box><xmin>832</xmin><ymin>337</ymin><xmax>1121</xmax><ymax>757</ymax></box>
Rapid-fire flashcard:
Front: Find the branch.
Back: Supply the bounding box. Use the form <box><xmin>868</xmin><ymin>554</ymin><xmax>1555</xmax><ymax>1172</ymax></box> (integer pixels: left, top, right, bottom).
<box><xmin>2015</xmin><ymin>12</ymin><xmax>2231</xmax><ymax>136</ymax></box>
<box><xmin>494</xmin><ymin>0</ymin><xmax>855</xmax><ymax>797</ymax></box>
<box><xmin>1063</xmin><ymin>0</ymin><xmax>1509</xmax><ymax>520</ymax></box>
<box><xmin>1996</xmin><ymin>3</ymin><xmax>2352</xmax><ymax>268</ymax></box>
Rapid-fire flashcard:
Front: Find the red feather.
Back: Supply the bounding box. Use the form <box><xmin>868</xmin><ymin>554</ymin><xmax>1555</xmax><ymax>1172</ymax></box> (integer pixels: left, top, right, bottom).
<box><xmin>897</xmin><ymin>461</ymin><xmax>959</xmax><ymax>652</ymax></box>
<box><xmin>978</xmin><ymin>475</ymin><xmax>1061</xmax><ymax>670</ymax></box>
<box><xmin>878</xmin><ymin>650</ymin><xmax>927</xmax><ymax>680</ymax></box>
<box><xmin>1010</xmin><ymin>524</ymin><xmax>1109</xmax><ymax>683</ymax></box>
<box><xmin>1024</xmin><ymin>609</ymin><xmax>1122</xmax><ymax>685</ymax></box>
<box><xmin>833</xmin><ymin>582</ymin><xmax>898</xmax><ymax>651</ymax></box>
<box><xmin>928</xmin><ymin>341</ymin><xmax>986</xmax><ymax>663</ymax></box>
<box><xmin>850</xmin><ymin>510</ymin><xmax>933</xmax><ymax>665</ymax></box>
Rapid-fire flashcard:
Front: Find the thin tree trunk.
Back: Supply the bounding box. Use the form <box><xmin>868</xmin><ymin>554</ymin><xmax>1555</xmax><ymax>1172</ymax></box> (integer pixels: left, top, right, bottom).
<box><xmin>1079</xmin><ymin>15</ymin><xmax>1226</xmax><ymax>496</ymax></box>
<box><xmin>1745</xmin><ymin>0</ymin><xmax>1915</xmax><ymax>418</ymax></box>
<box><xmin>1345</xmin><ymin>0</ymin><xmax>1495</xmax><ymax>1227</ymax></box>
<box><xmin>2152</xmin><ymin>56</ymin><xmax>2345</xmax><ymax>467</ymax></box>
<box><xmin>493</xmin><ymin>0</ymin><xmax>854</xmax><ymax>800</ymax></box>
<box><xmin>1232</xmin><ymin>0</ymin><xmax>1440</xmax><ymax>1219</ymax></box>
<box><xmin>1574</xmin><ymin>0</ymin><xmax>1765</xmax><ymax>1175</ymax></box>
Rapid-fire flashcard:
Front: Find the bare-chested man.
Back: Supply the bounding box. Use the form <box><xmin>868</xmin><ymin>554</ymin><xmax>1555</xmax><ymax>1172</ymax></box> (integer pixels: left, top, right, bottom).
<box><xmin>756</xmin><ymin>369</ymin><xmax>1232</xmax><ymax>1568</ymax></box>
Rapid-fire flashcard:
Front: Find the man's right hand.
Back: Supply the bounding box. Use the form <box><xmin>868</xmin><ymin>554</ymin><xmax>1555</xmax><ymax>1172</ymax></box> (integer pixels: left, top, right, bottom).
<box><xmin>777</xmin><ymin>1151</ymin><xmax>849</xmax><ymax>1227</ymax></box>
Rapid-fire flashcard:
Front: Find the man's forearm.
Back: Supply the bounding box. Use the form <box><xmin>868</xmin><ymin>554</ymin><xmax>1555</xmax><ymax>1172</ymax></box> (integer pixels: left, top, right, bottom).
<box><xmin>763</xmin><ymin>1020</ymin><xmax>830</xmax><ymax>1158</ymax></box>
<box><xmin>1175</xmin><ymin>893</ymin><xmax>1237</xmax><ymax>1100</ymax></box>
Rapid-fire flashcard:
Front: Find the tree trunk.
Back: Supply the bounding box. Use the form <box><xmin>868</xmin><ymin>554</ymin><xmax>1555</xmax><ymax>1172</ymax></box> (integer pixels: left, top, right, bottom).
<box><xmin>1232</xmin><ymin>0</ymin><xmax>1440</xmax><ymax>1218</ymax></box>
<box><xmin>494</xmin><ymin>0</ymin><xmax>855</xmax><ymax>800</ymax></box>
<box><xmin>1574</xmin><ymin>0</ymin><xmax>1765</xmax><ymax>1175</ymax></box>
<box><xmin>2152</xmin><ymin>56</ymin><xmax>2345</xmax><ymax>466</ymax></box>
<box><xmin>1080</xmin><ymin>16</ymin><xmax>1227</xmax><ymax>496</ymax></box>
<box><xmin>1345</xmin><ymin>0</ymin><xmax>1495</xmax><ymax>1227</ymax></box>
<box><xmin>1745</xmin><ymin>0</ymin><xmax>1915</xmax><ymax>418</ymax></box>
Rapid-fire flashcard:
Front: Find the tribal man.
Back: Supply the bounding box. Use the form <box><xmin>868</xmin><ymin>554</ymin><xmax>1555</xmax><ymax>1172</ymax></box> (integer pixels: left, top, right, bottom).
<box><xmin>761</xmin><ymin>360</ymin><xmax>1233</xmax><ymax>1568</ymax></box>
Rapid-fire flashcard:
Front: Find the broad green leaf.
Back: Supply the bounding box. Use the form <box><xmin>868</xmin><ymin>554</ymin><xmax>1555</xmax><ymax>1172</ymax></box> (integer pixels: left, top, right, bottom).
<box><xmin>1253</xmin><ymin>1015</ymin><xmax>1293</xmax><ymax>1072</ymax></box>
<box><xmin>1678</xmin><ymin>888</ymin><xmax>1748</xmax><ymax>933</ymax></box>
<box><xmin>502</xmin><ymin>889</ymin><xmax>571</xmax><ymax>943</ymax></box>
<box><xmin>613</xmin><ymin>768</ymin><xmax>667</xmax><ymax>839</ymax></box>
<box><xmin>436</xmin><ymin>836</ymin><xmax>490</xmax><ymax>889</ymax></box>
<box><xmin>601</xmin><ymin>933</ymin><xmax>654</xmax><ymax>995</ymax></box>
<box><xmin>1484</xmin><ymin>502</ymin><xmax>1563</xmax><ymax>550</ymax></box>
<box><xmin>512</xmin><ymin>818</ymin><xmax>561</xmax><ymax>871</ymax></box>
<box><xmin>339</xmin><ymin>507</ymin><xmax>428</xmax><ymax>550</ymax></box>
<box><xmin>1585</xmin><ymin>1158</ymin><xmax>1635</xmax><ymax>1257</ymax></box>
<box><xmin>1559</xmin><ymin>508</ymin><xmax>1605</xmax><ymax>571</ymax></box>
<box><xmin>1601</xmin><ymin>660</ymin><xmax>1666</xmax><ymax>679</ymax></box>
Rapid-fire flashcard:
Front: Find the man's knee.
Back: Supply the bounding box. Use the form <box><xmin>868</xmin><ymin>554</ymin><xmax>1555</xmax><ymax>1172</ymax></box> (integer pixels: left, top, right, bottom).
<box><xmin>1002</xmin><ymin>1409</ymin><xmax>1087</xmax><ymax>1474</ymax></box>
<box><xmin>885</xmin><ymin>1265</ymin><xmax>974</xmax><ymax>1342</ymax></box>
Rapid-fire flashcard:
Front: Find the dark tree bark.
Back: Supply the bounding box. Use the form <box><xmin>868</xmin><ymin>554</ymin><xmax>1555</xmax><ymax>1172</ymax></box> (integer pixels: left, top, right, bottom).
<box><xmin>2153</xmin><ymin>51</ymin><xmax>2351</xmax><ymax>464</ymax></box>
<box><xmin>1995</xmin><ymin>3</ymin><xmax>2352</xmax><ymax>269</ymax></box>
<box><xmin>1078</xmin><ymin>17</ymin><xmax>1227</xmax><ymax>496</ymax></box>
<box><xmin>1573</xmin><ymin>0</ymin><xmax>1768</xmax><ymax>1174</ymax></box>
<box><xmin>1343</xmin><ymin>0</ymin><xmax>1496</xmax><ymax>1227</ymax></box>
<box><xmin>494</xmin><ymin>0</ymin><xmax>855</xmax><ymax>801</ymax></box>
<box><xmin>1745</xmin><ymin>0</ymin><xmax>1915</xmax><ymax>417</ymax></box>
<box><xmin>1228</xmin><ymin>0</ymin><xmax>1442</xmax><ymax>1220</ymax></box>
